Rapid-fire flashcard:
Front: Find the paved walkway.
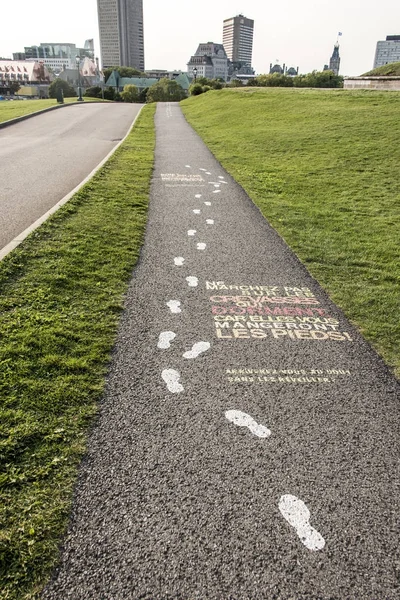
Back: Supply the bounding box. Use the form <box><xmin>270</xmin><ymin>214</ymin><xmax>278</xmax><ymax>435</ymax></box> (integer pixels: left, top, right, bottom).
<box><xmin>43</xmin><ymin>103</ymin><xmax>400</xmax><ymax>599</ymax></box>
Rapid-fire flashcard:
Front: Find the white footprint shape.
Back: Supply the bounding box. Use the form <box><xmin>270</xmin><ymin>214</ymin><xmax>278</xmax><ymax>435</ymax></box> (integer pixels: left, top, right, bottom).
<box><xmin>213</xmin><ymin>190</ymin><xmax>221</xmax><ymax>194</ymax></box>
<box><xmin>206</xmin><ymin>219</ymin><xmax>214</xmax><ymax>225</ymax></box>
<box><xmin>195</xmin><ymin>194</ymin><xmax>202</xmax><ymax>198</ymax></box>
<box><xmin>225</xmin><ymin>410</ymin><xmax>271</xmax><ymax>438</ymax></box>
<box><xmin>193</xmin><ymin>209</ymin><xmax>201</xmax><ymax>214</ymax></box>
<box><xmin>157</xmin><ymin>331</ymin><xmax>176</xmax><ymax>349</ymax></box>
<box><xmin>162</xmin><ymin>369</ymin><xmax>184</xmax><ymax>393</ymax></box>
<box><xmin>174</xmin><ymin>257</ymin><xmax>185</xmax><ymax>266</ymax></box>
<box><xmin>218</xmin><ymin>176</ymin><xmax>225</xmax><ymax>179</ymax></box>
<box><xmin>186</xmin><ymin>276</ymin><xmax>198</xmax><ymax>287</ymax></box>
<box><xmin>166</xmin><ymin>300</ymin><xmax>181</xmax><ymax>314</ymax></box>
<box><xmin>185</xmin><ymin>165</ymin><xmax>191</xmax><ymax>168</ymax></box>
<box><xmin>197</xmin><ymin>243</ymin><xmax>206</xmax><ymax>250</ymax></box>
<box><xmin>199</xmin><ymin>168</ymin><xmax>207</xmax><ymax>172</ymax></box>
<box><xmin>279</xmin><ymin>495</ymin><xmax>325</xmax><ymax>551</ymax></box>
<box><xmin>183</xmin><ymin>341</ymin><xmax>211</xmax><ymax>359</ymax></box>
<box><xmin>188</xmin><ymin>229</ymin><xmax>196</xmax><ymax>236</ymax></box>
<box><xmin>206</xmin><ymin>171</ymin><xmax>211</xmax><ymax>175</ymax></box>
<box><xmin>204</xmin><ymin>201</ymin><xmax>211</xmax><ymax>206</ymax></box>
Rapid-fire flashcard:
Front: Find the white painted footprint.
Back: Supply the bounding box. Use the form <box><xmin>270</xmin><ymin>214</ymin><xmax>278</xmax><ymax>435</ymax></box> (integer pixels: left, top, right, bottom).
<box><xmin>218</xmin><ymin>176</ymin><xmax>225</xmax><ymax>179</ymax></box>
<box><xmin>193</xmin><ymin>209</ymin><xmax>201</xmax><ymax>214</ymax></box>
<box><xmin>225</xmin><ymin>410</ymin><xmax>271</xmax><ymax>438</ymax></box>
<box><xmin>157</xmin><ymin>331</ymin><xmax>176</xmax><ymax>349</ymax></box>
<box><xmin>174</xmin><ymin>257</ymin><xmax>185</xmax><ymax>266</ymax></box>
<box><xmin>197</xmin><ymin>243</ymin><xmax>206</xmax><ymax>250</ymax></box>
<box><xmin>206</xmin><ymin>219</ymin><xmax>214</xmax><ymax>225</ymax></box>
<box><xmin>278</xmin><ymin>494</ymin><xmax>325</xmax><ymax>551</ymax></box>
<box><xmin>188</xmin><ymin>230</ymin><xmax>196</xmax><ymax>236</ymax></box>
<box><xmin>161</xmin><ymin>369</ymin><xmax>184</xmax><ymax>393</ymax></box>
<box><xmin>195</xmin><ymin>194</ymin><xmax>202</xmax><ymax>198</ymax></box>
<box><xmin>204</xmin><ymin>201</ymin><xmax>211</xmax><ymax>206</ymax></box>
<box><xmin>206</xmin><ymin>171</ymin><xmax>211</xmax><ymax>175</ymax></box>
<box><xmin>183</xmin><ymin>341</ymin><xmax>210</xmax><ymax>359</ymax></box>
<box><xmin>166</xmin><ymin>300</ymin><xmax>181</xmax><ymax>314</ymax></box>
<box><xmin>213</xmin><ymin>190</ymin><xmax>221</xmax><ymax>194</ymax></box>
<box><xmin>199</xmin><ymin>168</ymin><xmax>207</xmax><ymax>172</ymax></box>
<box><xmin>186</xmin><ymin>276</ymin><xmax>198</xmax><ymax>287</ymax></box>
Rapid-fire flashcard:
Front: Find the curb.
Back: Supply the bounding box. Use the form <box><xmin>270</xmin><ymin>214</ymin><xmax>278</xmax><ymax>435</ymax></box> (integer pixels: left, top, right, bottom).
<box><xmin>0</xmin><ymin>105</ymin><xmax>144</xmax><ymax>261</ymax></box>
<box><xmin>0</xmin><ymin>100</ymin><xmax>111</xmax><ymax>130</ymax></box>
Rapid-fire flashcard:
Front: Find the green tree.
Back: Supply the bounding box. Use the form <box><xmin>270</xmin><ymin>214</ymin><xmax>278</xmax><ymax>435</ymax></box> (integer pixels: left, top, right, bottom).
<box><xmin>9</xmin><ymin>81</ymin><xmax>21</xmax><ymax>95</ymax></box>
<box><xmin>49</xmin><ymin>79</ymin><xmax>76</xmax><ymax>98</ymax></box>
<box><xmin>84</xmin><ymin>86</ymin><xmax>102</xmax><ymax>98</ymax></box>
<box><xmin>293</xmin><ymin>70</ymin><xmax>343</xmax><ymax>88</ymax></box>
<box><xmin>103</xmin><ymin>66</ymin><xmax>144</xmax><ymax>82</ymax></box>
<box><xmin>120</xmin><ymin>84</ymin><xmax>139</xmax><ymax>102</ymax></box>
<box><xmin>189</xmin><ymin>82</ymin><xmax>204</xmax><ymax>96</ymax></box>
<box><xmin>254</xmin><ymin>73</ymin><xmax>293</xmax><ymax>87</ymax></box>
<box><xmin>146</xmin><ymin>78</ymin><xmax>186</xmax><ymax>102</ymax></box>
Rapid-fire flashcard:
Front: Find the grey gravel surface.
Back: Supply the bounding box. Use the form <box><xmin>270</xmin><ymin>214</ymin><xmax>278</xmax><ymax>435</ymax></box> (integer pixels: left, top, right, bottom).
<box><xmin>0</xmin><ymin>102</ymin><xmax>142</xmax><ymax>251</ymax></box>
<box><xmin>42</xmin><ymin>102</ymin><xmax>400</xmax><ymax>600</ymax></box>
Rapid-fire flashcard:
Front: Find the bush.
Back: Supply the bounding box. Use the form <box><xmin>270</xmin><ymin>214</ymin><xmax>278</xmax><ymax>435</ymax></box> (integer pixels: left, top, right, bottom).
<box><xmin>121</xmin><ymin>84</ymin><xmax>139</xmax><ymax>103</ymax></box>
<box><xmin>146</xmin><ymin>78</ymin><xmax>186</xmax><ymax>102</ymax></box>
<box><xmin>189</xmin><ymin>83</ymin><xmax>204</xmax><ymax>96</ymax></box>
<box><xmin>84</xmin><ymin>86</ymin><xmax>102</xmax><ymax>98</ymax></box>
<box><xmin>48</xmin><ymin>79</ymin><xmax>76</xmax><ymax>98</ymax></box>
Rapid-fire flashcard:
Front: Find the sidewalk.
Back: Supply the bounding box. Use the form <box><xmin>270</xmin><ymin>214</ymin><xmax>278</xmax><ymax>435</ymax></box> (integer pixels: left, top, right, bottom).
<box><xmin>43</xmin><ymin>102</ymin><xmax>400</xmax><ymax>599</ymax></box>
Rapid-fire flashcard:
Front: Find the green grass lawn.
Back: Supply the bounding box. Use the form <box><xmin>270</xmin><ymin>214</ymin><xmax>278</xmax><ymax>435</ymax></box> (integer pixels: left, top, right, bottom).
<box><xmin>0</xmin><ymin>103</ymin><xmax>155</xmax><ymax>599</ymax></box>
<box><xmin>181</xmin><ymin>88</ymin><xmax>400</xmax><ymax>375</ymax></box>
<box><xmin>0</xmin><ymin>97</ymin><xmax>104</xmax><ymax>124</ymax></box>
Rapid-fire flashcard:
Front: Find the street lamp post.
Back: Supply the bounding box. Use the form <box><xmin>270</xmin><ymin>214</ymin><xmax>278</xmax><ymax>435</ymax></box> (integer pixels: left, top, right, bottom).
<box><xmin>76</xmin><ymin>56</ymin><xmax>83</xmax><ymax>101</ymax></box>
<box><xmin>193</xmin><ymin>67</ymin><xmax>198</xmax><ymax>82</ymax></box>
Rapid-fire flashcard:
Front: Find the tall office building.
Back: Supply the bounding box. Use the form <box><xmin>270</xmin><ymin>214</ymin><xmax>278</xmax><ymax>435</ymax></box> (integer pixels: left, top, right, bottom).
<box><xmin>223</xmin><ymin>14</ymin><xmax>254</xmax><ymax>66</ymax></box>
<box><xmin>374</xmin><ymin>35</ymin><xmax>400</xmax><ymax>68</ymax></box>
<box><xmin>97</xmin><ymin>0</ymin><xmax>144</xmax><ymax>70</ymax></box>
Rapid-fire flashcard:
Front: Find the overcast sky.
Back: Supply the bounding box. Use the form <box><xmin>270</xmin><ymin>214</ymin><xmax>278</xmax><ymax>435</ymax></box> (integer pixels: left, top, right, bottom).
<box><xmin>1</xmin><ymin>0</ymin><xmax>399</xmax><ymax>76</ymax></box>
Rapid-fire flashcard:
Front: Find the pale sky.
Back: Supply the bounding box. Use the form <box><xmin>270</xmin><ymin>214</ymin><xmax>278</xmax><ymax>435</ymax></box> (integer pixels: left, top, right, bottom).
<box><xmin>1</xmin><ymin>0</ymin><xmax>399</xmax><ymax>76</ymax></box>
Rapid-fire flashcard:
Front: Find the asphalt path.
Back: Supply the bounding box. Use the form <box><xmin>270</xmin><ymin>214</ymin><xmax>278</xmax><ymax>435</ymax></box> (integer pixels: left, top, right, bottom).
<box><xmin>43</xmin><ymin>102</ymin><xmax>400</xmax><ymax>599</ymax></box>
<box><xmin>0</xmin><ymin>103</ymin><xmax>142</xmax><ymax>252</ymax></box>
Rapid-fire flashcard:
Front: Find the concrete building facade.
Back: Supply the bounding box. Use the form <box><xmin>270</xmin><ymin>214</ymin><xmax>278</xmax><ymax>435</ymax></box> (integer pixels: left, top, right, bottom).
<box><xmin>223</xmin><ymin>14</ymin><xmax>254</xmax><ymax>67</ymax></box>
<box><xmin>374</xmin><ymin>35</ymin><xmax>400</xmax><ymax>68</ymax></box>
<box><xmin>97</xmin><ymin>0</ymin><xmax>144</xmax><ymax>70</ymax></box>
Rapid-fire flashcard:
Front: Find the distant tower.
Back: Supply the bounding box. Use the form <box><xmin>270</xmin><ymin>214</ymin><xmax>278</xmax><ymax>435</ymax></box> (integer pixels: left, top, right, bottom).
<box><xmin>97</xmin><ymin>0</ymin><xmax>144</xmax><ymax>69</ymax></box>
<box><xmin>329</xmin><ymin>43</ymin><xmax>340</xmax><ymax>75</ymax></box>
<box><xmin>223</xmin><ymin>14</ymin><xmax>254</xmax><ymax>67</ymax></box>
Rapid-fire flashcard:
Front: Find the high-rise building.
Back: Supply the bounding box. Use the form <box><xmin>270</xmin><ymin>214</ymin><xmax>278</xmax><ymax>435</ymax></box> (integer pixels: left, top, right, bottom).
<box><xmin>97</xmin><ymin>0</ymin><xmax>144</xmax><ymax>70</ymax></box>
<box><xmin>374</xmin><ymin>35</ymin><xmax>400</xmax><ymax>68</ymax></box>
<box><xmin>23</xmin><ymin>42</ymin><xmax>94</xmax><ymax>73</ymax></box>
<box><xmin>223</xmin><ymin>14</ymin><xmax>254</xmax><ymax>67</ymax></box>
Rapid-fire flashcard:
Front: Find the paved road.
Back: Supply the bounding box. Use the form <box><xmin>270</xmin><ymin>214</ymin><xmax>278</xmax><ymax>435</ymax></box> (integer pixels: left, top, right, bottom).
<box><xmin>43</xmin><ymin>103</ymin><xmax>400</xmax><ymax>599</ymax></box>
<box><xmin>0</xmin><ymin>103</ymin><xmax>142</xmax><ymax>252</ymax></box>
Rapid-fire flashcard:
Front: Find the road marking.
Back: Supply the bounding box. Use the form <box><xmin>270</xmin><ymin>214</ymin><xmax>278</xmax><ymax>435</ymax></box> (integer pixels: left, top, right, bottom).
<box><xmin>188</xmin><ymin>229</ymin><xmax>196</xmax><ymax>236</ymax></box>
<box><xmin>225</xmin><ymin>410</ymin><xmax>271</xmax><ymax>438</ymax></box>
<box><xmin>197</xmin><ymin>243</ymin><xmax>206</xmax><ymax>250</ymax></box>
<box><xmin>166</xmin><ymin>300</ymin><xmax>181</xmax><ymax>314</ymax></box>
<box><xmin>193</xmin><ymin>209</ymin><xmax>201</xmax><ymax>214</ymax></box>
<box><xmin>186</xmin><ymin>276</ymin><xmax>198</xmax><ymax>287</ymax></box>
<box><xmin>157</xmin><ymin>331</ymin><xmax>176</xmax><ymax>349</ymax></box>
<box><xmin>206</xmin><ymin>171</ymin><xmax>211</xmax><ymax>175</ymax></box>
<box><xmin>206</xmin><ymin>219</ymin><xmax>214</xmax><ymax>225</ymax></box>
<box><xmin>185</xmin><ymin>165</ymin><xmax>191</xmax><ymax>168</ymax></box>
<box><xmin>195</xmin><ymin>194</ymin><xmax>202</xmax><ymax>198</ymax></box>
<box><xmin>278</xmin><ymin>495</ymin><xmax>325</xmax><ymax>551</ymax></box>
<box><xmin>213</xmin><ymin>190</ymin><xmax>221</xmax><ymax>194</ymax></box>
<box><xmin>174</xmin><ymin>257</ymin><xmax>185</xmax><ymax>266</ymax></box>
<box><xmin>218</xmin><ymin>176</ymin><xmax>225</xmax><ymax>179</ymax></box>
<box><xmin>204</xmin><ymin>201</ymin><xmax>212</xmax><ymax>206</ymax></box>
<box><xmin>199</xmin><ymin>168</ymin><xmax>207</xmax><ymax>171</ymax></box>
<box><xmin>183</xmin><ymin>341</ymin><xmax>211</xmax><ymax>359</ymax></box>
<box><xmin>162</xmin><ymin>369</ymin><xmax>184</xmax><ymax>393</ymax></box>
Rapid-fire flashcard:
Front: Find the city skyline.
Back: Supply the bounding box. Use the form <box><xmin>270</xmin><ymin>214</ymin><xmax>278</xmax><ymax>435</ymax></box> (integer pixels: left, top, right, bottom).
<box><xmin>2</xmin><ymin>0</ymin><xmax>400</xmax><ymax>76</ymax></box>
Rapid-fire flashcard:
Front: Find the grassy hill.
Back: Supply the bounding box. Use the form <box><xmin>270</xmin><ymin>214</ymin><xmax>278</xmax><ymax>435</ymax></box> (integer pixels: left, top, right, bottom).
<box><xmin>361</xmin><ymin>62</ymin><xmax>400</xmax><ymax>76</ymax></box>
<box><xmin>182</xmin><ymin>88</ymin><xmax>400</xmax><ymax>375</ymax></box>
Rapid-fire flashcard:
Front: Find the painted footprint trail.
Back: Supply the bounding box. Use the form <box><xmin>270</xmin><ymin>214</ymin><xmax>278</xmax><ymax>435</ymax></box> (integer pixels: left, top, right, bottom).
<box><xmin>43</xmin><ymin>102</ymin><xmax>400</xmax><ymax>600</ymax></box>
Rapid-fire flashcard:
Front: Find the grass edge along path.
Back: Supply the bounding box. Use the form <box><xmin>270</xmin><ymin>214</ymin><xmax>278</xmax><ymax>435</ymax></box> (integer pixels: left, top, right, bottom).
<box><xmin>181</xmin><ymin>88</ymin><xmax>399</xmax><ymax>377</ymax></box>
<box><xmin>0</xmin><ymin>103</ymin><xmax>156</xmax><ymax>599</ymax></box>
<box><xmin>0</xmin><ymin>98</ymin><xmax>106</xmax><ymax>126</ymax></box>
